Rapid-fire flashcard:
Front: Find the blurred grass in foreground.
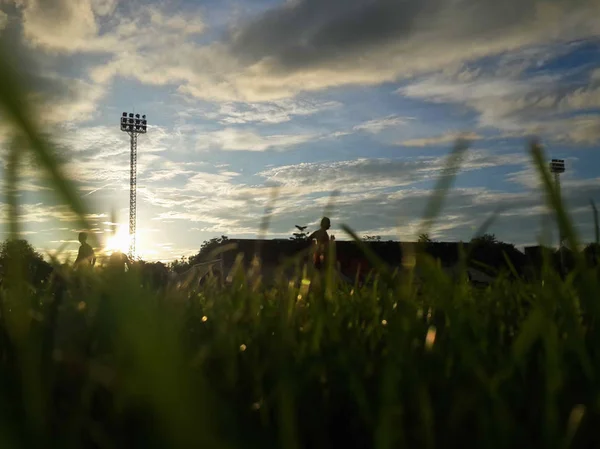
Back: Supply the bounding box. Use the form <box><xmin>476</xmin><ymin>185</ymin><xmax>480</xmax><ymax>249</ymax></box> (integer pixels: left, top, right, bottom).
<box><xmin>2</xmin><ymin>47</ymin><xmax>600</xmax><ymax>449</ymax></box>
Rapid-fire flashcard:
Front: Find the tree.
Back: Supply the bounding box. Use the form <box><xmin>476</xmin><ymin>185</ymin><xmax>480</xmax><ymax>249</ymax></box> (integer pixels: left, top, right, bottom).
<box><xmin>170</xmin><ymin>256</ymin><xmax>190</xmax><ymax>274</ymax></box>
<box><xmin>0</xmin><ymin>239</ymin><xmax>42</xmax><ymax>261</ymax></box>
<box><xmin>291</xmin><ymin>225</ymin><xmax>309</xmax><ymax>241</ymax></box>
<box><xmin>468</xmin><ymin>234</ymin><xmax>524</xmax><ymax>276</ymax></box>
<box><xmin>470</xmin><ymin>233</ymin><xmax>498</xmax><ymax>246</ymax></box>
<box><xmin>188</xmin><ymin>236</ymin><xmax>229</xmax><ymax>266</ymax></box>
<box><xmin>0</xmin><ymin>239</ymin><xmax>53</xmax><ymax>287</ymax></box>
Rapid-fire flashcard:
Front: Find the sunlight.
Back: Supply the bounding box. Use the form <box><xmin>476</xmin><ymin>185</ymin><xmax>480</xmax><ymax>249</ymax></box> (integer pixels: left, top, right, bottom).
<box><xmin>105</xmin><ymin>224</ymin><xmax>130</xmax><ymax>255</ymax></box>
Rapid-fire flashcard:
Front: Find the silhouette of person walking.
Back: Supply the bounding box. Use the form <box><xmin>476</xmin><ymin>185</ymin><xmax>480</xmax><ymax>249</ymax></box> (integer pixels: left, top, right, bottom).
<box><xmin>309</xmin><ymin>217</ymin><xmax>331</xmax><ymax>270</ymax></box>
<box><xmin>74</xmin><ymin>232</ymin><xmax>96</xmax><ymax>268</ymax></box>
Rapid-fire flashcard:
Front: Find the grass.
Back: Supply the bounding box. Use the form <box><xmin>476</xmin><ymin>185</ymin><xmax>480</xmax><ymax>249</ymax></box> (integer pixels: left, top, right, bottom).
<box><xmin>1</xmin><ymin>241</ymin><xmax>600</xmax><ymax>449</ymax></box>
<box><xmin>2</xmin><ymin>47</ymin><xmax>600</xmax><ymax>449</ymax></box>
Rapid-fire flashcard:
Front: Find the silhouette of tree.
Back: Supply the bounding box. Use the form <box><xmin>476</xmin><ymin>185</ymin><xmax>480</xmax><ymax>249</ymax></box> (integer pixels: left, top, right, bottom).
<box><xmin>468</xmin><ymin>234</ymin><xmax>525</xmax><ymax>277</ymax></box>
<box><xmin>291</xmin><ymin>225</ymin><xmax>309</xmax><ymax>241</ymax></box>
<box><xmin>200</xmin><ymin>235</ymin><xmax>228</xmax><ymax>256</ymax></box>
<box><xmin>0</xmin><ymin>239</ymin><xmax>53</xmax><ymax>287</ymax></box>
<box><xmin>470</xmin><ymin>233</ymin><xmax>498</xmax><ymax>246</ymax></box>
<box><xmin>170</xmin><ymin>256</ymin><xmax>190</xmax><ymax>274</ymax></box>
<box><xmin>167</xmin><ymin>236</ymin><xmax>230</xmax><ymax>281</ymax></box>
<box><xmin>188</xmin><ymin>236</ymin><xmax>229</xmax><ymax>266</ymax></box>
<box><xmin>0</xmin><ymin>239</ymin><xmax>41</xmax><ymax>261</ymax></box>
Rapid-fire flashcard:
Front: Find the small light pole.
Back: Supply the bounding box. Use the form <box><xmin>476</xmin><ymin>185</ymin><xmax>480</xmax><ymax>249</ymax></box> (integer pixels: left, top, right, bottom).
<box><xmin>120</xmin><ymin>112</ymin><xmax>148</xmax><ymax>259</ymax></box>
<box><xmin>550</xmin><ymin>158</ymin><xmax>566</xmax><ymax>274</ymax></box>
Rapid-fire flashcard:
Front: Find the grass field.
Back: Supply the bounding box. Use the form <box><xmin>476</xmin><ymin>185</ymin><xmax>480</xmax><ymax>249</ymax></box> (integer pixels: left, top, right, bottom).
<box><xmin>2</xmin><ymin>227</ymin><xmax>600</xmax><ymax>449</ymax></box>
<box><xmin>2</xmin><ymin>48</ymin><xmax>600</xmax><ymax>449</ymax></box>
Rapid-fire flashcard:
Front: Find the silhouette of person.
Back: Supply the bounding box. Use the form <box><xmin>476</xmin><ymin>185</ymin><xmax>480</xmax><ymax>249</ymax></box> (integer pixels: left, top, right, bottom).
<box><xmin>74</xmin><ymin>232</ymin><xmax>96</xmax><ymax>268</ymax></box>
<box><xmin>309</xmin><ymin>217</ymin><xmax>331</xmax><ymax>270</ymax></box>
<box><xmin>108</xmin><ymin>251</ymin><xmax>131</xmax><ymax>273</ymax></box>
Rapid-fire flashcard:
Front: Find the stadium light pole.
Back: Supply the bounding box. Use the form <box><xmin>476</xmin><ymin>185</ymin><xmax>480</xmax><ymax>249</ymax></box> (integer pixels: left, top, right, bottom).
<box><xmin>550</xmin><ymin>158</ymin><xmax>566</xmax><ymax>274</ymax></box>
<box><xmin>120</xmin><ymin>112</ymin><xmax>148</xmax><ymax>259</ymax></box>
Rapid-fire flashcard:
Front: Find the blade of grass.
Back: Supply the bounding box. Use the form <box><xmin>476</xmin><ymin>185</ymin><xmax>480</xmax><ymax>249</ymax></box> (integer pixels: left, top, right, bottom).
<box><xmin>418</xmin><ymin>138</ymin><xmax>470</xmax><ymax>236</ymax></box>
<box><xmin>323</xmin><ymin>189</ymin><xmax>340</xmax><ymax>220</ymax></box>
<box><xmin>591</xmin><ymin>200</ymin><xmax>599</xmax><ymax>245</ymax></box>
<box><xmin>530</xmin><ymin>141</ymin><xmax>580</xmax><ymax>255</ymax></box>
<box><xmin>461</xmin><ymin>207</ymin><xmax>505</xmax><ymax>277</ymax></box>
<box><xmin>341</xmin><ymin>224</ymin><xmax>394</xmax><ymax>286</ymax></box>
<box><xmin>470</xmin><ymin>208</ymin><xmax>505</xmax><ymax>242</ymax></box>
<box><xmin>5</xmin><ymin>136</ymin><xmax>21</xmax><ymax>239</ymax></box>
<box><xmin>0</xmin><ymin>135</ymin><xmax>27</xmax><ymax>448</ymax></box>
<box><xmin>531</xmin><ymin>142</ymin><xmax>600</xmax><ymax>367</ymax></box>
<box><xmin>107</xmin><ymin>276</ymin><xmax>227</xmax><ymax>448</ymax></box>
<box><xmin>0</xmin><ymin>47</ymin><xmax>93</xmax><ymax>243</ymax></box>
<box><xmin>325</xmin><ymin>190</ymin><xmax>340</xmax><ymax>298</ymax></box>
<box><xmin>3</xmin><ymin>137</ymin><xmax>48</xmax><ymax>447</ymax></box>
<box><xmin>256</xmin><ymin>187</ymin><xmax>279</xmax><ymax>257</ymax></box>
<box><xmin>502</xmin><ymin>251</ymin><xmax>521</xmax><ymax>281</ymax></box>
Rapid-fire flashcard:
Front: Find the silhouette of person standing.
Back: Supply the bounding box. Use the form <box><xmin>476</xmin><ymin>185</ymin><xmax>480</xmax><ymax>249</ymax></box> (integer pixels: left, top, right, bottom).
<box><xmin>74</xmin><ymin>232</ymin><xmax>96</xmax><ymax>268</ymax></box>
<box><xmin>309</xmin><ymin>217</ymin><xmax>331</xmax><ymax>270</ymax></box>
<box><xmin>108</xmin><ymin>251</ymin><xmax>131</xmax><ymax>273</ymax></box>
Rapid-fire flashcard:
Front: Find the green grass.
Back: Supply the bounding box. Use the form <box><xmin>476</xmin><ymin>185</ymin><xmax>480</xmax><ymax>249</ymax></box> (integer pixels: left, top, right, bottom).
<box><xmin>1</xmin><ymin>243</ymin><xmax>600</xmax><ymax>449</ymax></box>
<box><xmin>2</xmin><ymin>46</ymin><xmax>600</xmax><ymax>449</ymax></box>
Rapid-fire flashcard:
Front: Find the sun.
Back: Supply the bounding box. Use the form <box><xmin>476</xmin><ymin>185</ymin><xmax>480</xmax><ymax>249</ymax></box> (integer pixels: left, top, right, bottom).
<box><xmin>105</xmin><ymin>224</ymin><xmax>131</xmax><ymax>255</ymax></box>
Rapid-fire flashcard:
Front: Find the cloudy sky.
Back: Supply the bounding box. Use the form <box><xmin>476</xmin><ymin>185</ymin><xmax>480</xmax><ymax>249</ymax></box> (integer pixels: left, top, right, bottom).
<box><xmin>1</xmin><ymin>0</ymin><xmax>600</xmax><ymax>261</ymax></box>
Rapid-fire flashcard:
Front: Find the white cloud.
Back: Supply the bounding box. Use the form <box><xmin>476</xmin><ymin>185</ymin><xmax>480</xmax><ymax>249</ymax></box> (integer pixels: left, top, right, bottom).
<box><xmin>146</xmin><ymin>168</ymin><xmax>194</xmax><ymax>183</ymax></box>
<box><xmin>353</xmin><ymin>115</ymin><xmax>413</xmax><ymax>134</ymax></box>
<box><xmin>399</xmin><ymin>71</ymin><xmax>560</xmax><ymax>129</ymax></box>
<box><xmin>558</xmin><ymin>86</ymin><xmax>600</xmax><ymax>112</ymax></box>
<box><xmin>14</xmin><ymin>0</ymin><xmax>205</xmax><ymax>53</ymax></box>
<box><xmin>400</xmin><ymin>76</ymin><xmax>538</xmax><ymax>104</ymax></box>
<box><xmin>399</xmin><ymin>64</ymin><xmax>600</xmax><ymax>143</ymax></box>
<box><xmin>0</xmin><ymin>202</ymin><xmax>107</xmax><ymax>224</ymax></box>
<box><xmin>6</xmin><ymin>151</ymin><xmax>600</xmax><ymax>258</ymax></box>
<box><xmin>553</xmin><ymin>115</ymin><xmax>600</xmax><ymax>144</ymax></box>
<box><xmin>18</xmin><ymin>0</ymin><xmax>99</xmax><ymax>51</ymax></box>
<box><xmin>90</xmin><ymin>0</ymin><xmax>117</xmax><ymax>16</ymax></box>
<box><xmin>4</xmin><ymin>125</ymin><xmax>200</xmax><ymax>223</ymax></box>
<box><xmin>184</xmin><ymin>171</ymin><xmax>241</xmax><ymax>193</ymax></box>
<box><xmin>11</xmin><ymin>0</ymin><xmax>599</xmax><ymax>103</ymax></box>
<box><xmin>33</xmin><ymin>77</ymin><xmax>107</xmax><ymax>124</ymax></box>
<box><xmin>196</xmin><ymin>128</ymin><xmax>317</xmax><ymax>152</ymax></box>
<box><xmin>206</xmin><ymin>0</ymin><xmax>599</xmax><ymax>102</ymax></box>
<box><xmin>507</xmin><ymin>115</ymin><xmax>600</xmax><ymax>145</ymax></box>
<box><xmin>401</xmin><ymin>132</ymin><xmax>482</xmax><ymax>147</ymax></box>
<box><xmin>257</xmin><ymin>150</ymin><xmax>529</xmax><ymax>194</ymax></box>
<box><xmin>506</xmin><ymin>166</ymin><xmax>545</xmax><ymax>190</ymax></box>
<box><xmin>117</xmin><ymin>150</ymin><xmax>535</xmax><ymax>247</ymax></box>
<box><xmin>206</xmin><ymin>99</ymin><xmax>341</xmax><ymax>124</ymax></box>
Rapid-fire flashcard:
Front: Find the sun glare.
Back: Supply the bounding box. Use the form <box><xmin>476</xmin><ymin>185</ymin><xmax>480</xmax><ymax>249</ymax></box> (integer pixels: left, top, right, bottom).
<box><xmin>105</xmin><ymin>225</ymin><xmax>130</xmax><ymax>255</ymax></box>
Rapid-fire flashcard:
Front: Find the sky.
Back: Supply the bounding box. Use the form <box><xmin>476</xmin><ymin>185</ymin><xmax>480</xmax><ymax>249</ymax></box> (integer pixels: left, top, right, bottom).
<box><xmin>1</xmin><ymin>0</ymin><xmax>600</xmax><ymax>262</ymax></box>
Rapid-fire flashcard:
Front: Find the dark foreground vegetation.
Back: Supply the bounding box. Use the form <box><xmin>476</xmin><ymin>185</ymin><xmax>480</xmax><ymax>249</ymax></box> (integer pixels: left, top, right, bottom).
<box><xmin>2</xmin><ymin>224</ymin><xmax>600</xmax><ymax>449</ymax></box>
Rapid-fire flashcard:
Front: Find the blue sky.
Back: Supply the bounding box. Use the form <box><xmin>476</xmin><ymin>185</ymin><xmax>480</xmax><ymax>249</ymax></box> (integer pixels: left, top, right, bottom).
<box><xmin>1</xmin><ymin>0</ymin><xmax>600</xmax><ymax>261</ymax></box>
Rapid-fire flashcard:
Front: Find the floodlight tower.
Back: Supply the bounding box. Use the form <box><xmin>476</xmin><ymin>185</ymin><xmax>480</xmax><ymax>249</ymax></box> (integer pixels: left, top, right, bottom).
<box><xmin>550</xmin><ymin>158</ymin><xmax>566</xmax><ymax>272</ymax></box>
<box><xmin>120</xmin><ymin>112</ymin><xmax>148</xmax><ymax>259</ymax></box>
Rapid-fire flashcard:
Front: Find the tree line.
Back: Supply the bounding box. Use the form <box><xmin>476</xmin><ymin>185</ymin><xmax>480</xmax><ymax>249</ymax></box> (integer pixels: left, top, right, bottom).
<box><xmin>1</xmin><ymin>233</ymin><xmax>599</xmax><ymax>288</ymax></box>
